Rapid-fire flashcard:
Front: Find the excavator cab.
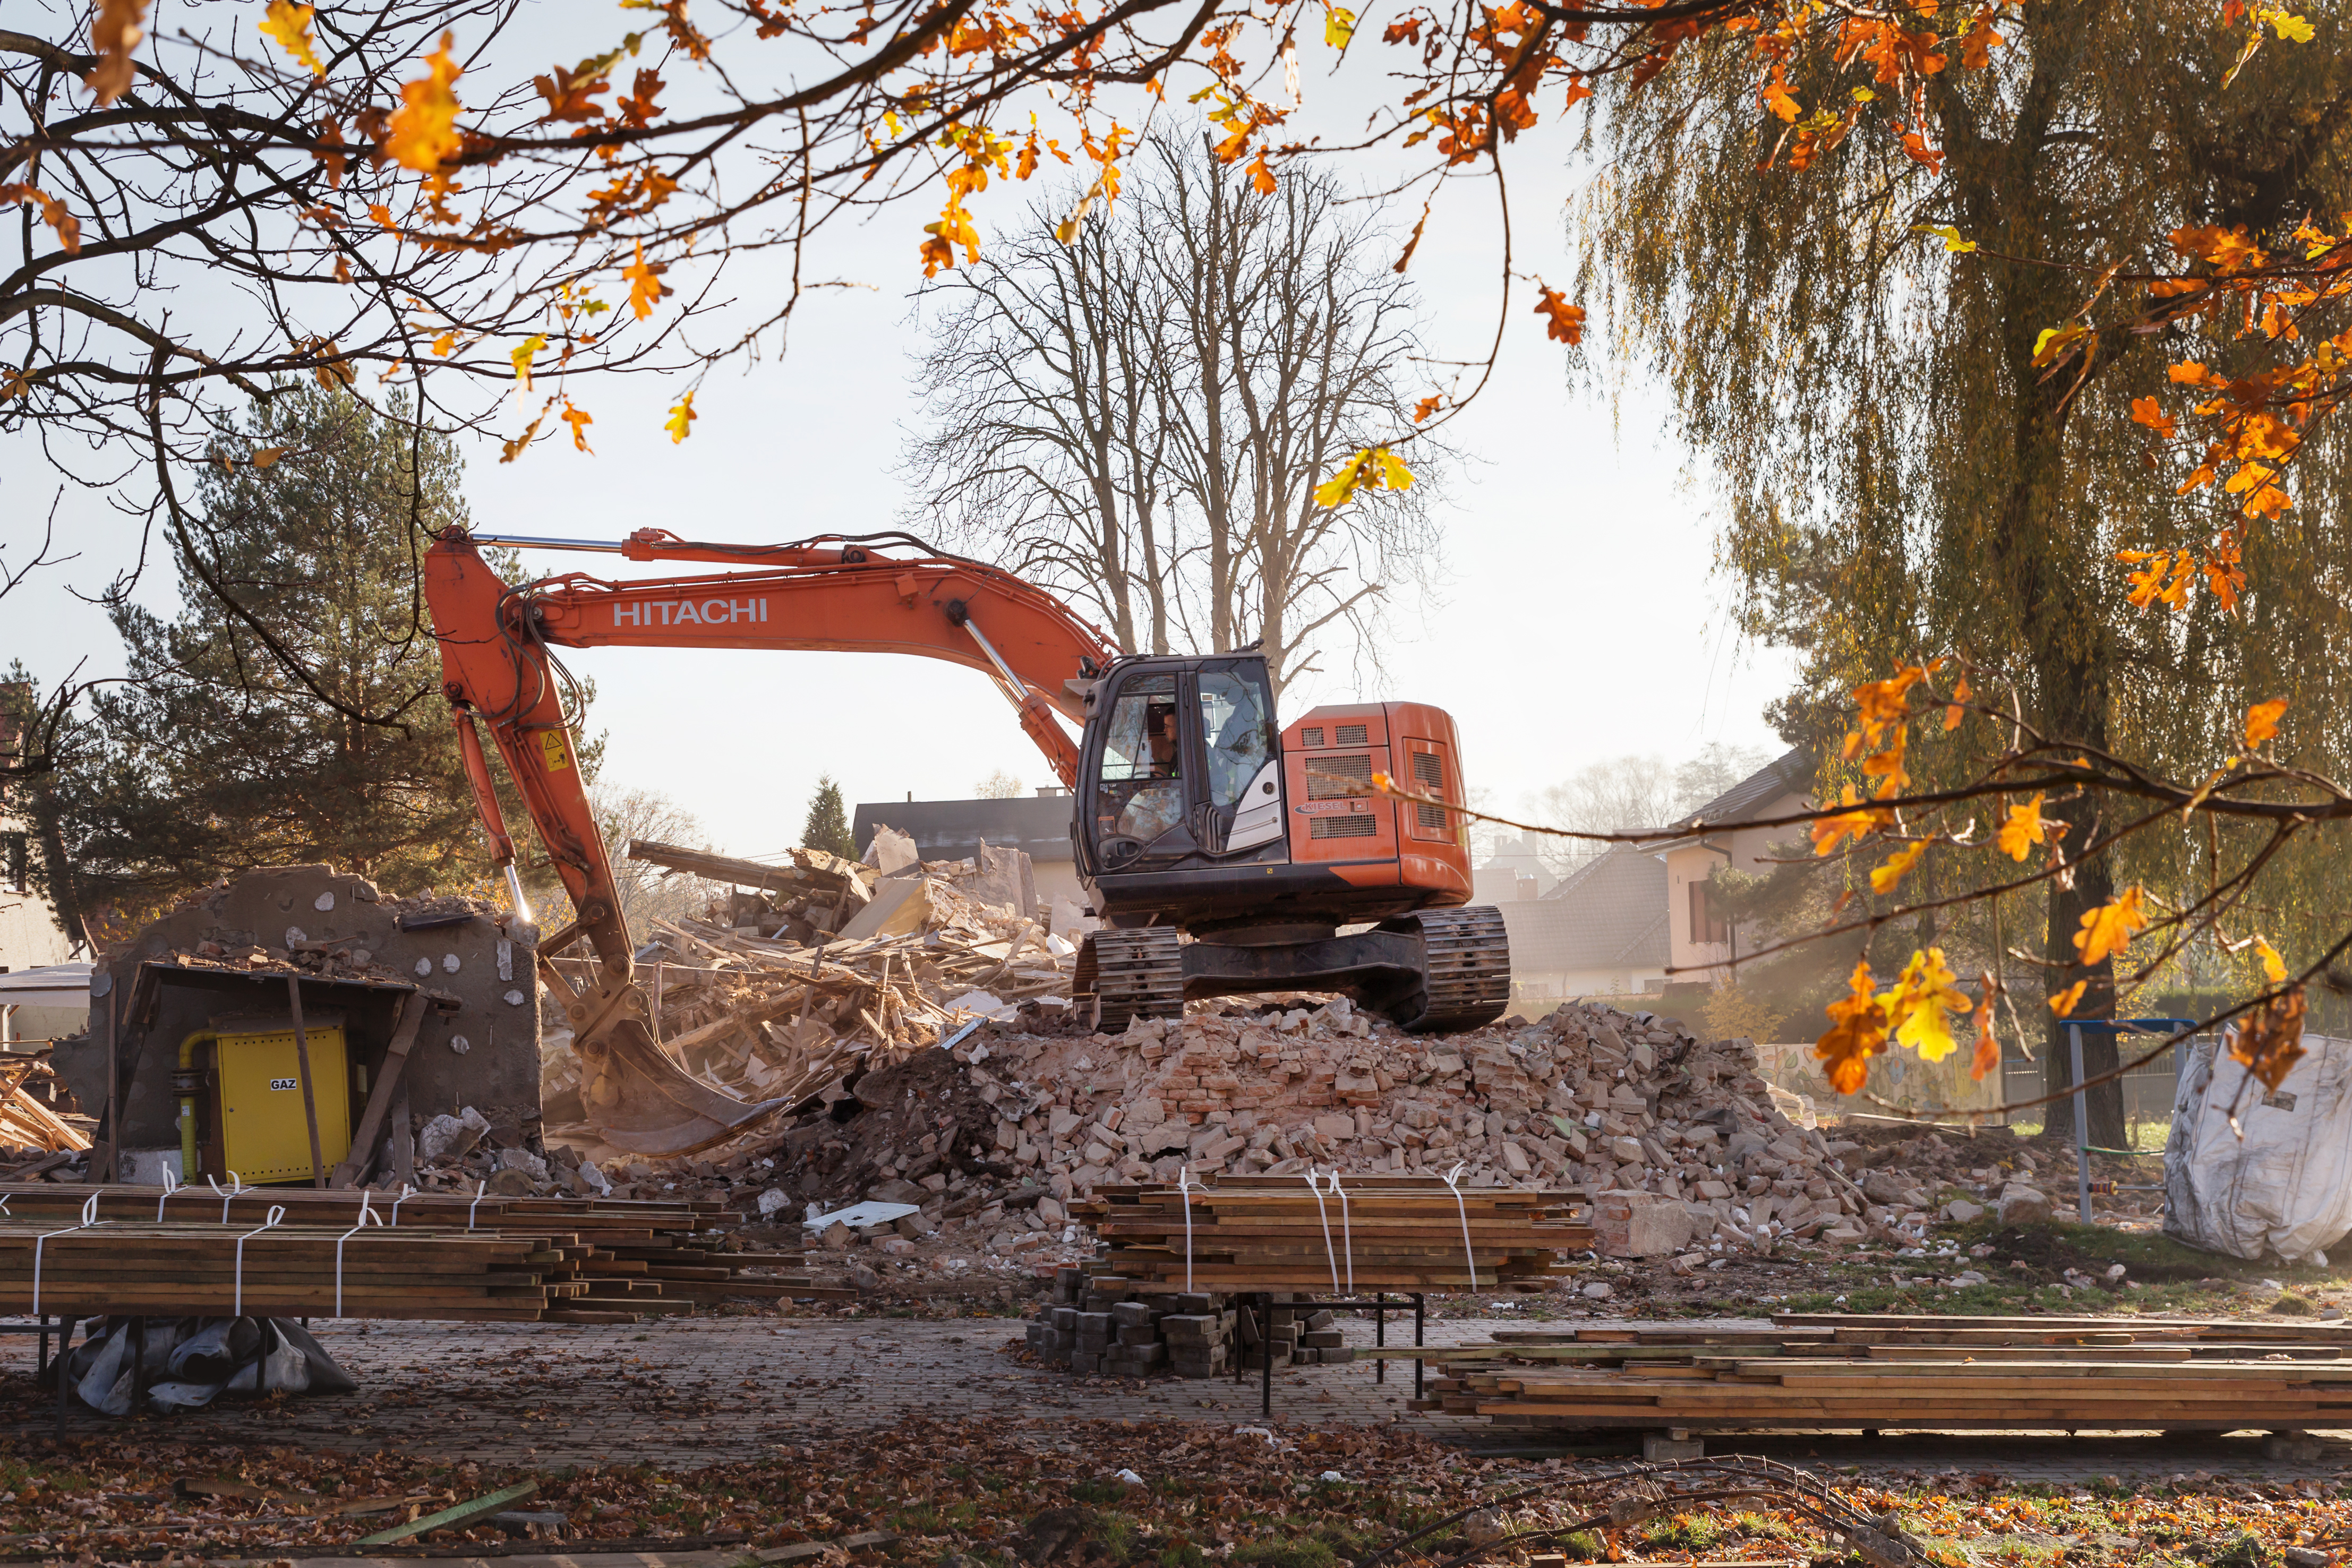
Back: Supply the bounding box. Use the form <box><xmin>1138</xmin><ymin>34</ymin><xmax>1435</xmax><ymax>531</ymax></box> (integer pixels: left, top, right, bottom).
<box><xmin>1072</xmin><ymin>654</ymin><xmax>1509</xmax><ymax>1033</ymax></box>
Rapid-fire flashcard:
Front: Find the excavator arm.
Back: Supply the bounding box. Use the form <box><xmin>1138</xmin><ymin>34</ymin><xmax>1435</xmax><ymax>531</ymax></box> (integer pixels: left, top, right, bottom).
<box><xmin>422</xmin><ymin>527</ymin><xmax>1118</xmax><ymax>1155</ymax></box>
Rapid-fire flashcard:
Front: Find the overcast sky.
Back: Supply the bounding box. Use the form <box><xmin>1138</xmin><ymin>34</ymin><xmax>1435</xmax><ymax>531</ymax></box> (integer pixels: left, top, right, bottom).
<box><xmin>0</xmin><ymin>21</ymin><xmax>1799</xmax><ymax>863</ymax></box>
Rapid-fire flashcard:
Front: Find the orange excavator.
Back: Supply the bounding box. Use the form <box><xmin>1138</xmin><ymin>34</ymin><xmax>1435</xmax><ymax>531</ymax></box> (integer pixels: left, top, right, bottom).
<box><xmin>424</xmin><ymin>527</ymin><xmax>1509</xmax><ymax>1154</ymax></box>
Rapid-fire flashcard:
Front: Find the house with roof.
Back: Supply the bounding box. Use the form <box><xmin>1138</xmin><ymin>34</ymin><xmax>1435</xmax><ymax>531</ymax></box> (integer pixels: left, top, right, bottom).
<box><xmin>1647</xmin><ymin>746</ymin><xmax>1816</xmax><ymax>984</ymax></box>
<box><xmin>0</xmin><ymin>690</ymin><xmax>82</xmax><ymax>1048</ymax></box>
<box><xmin>1494</xmin><ymin>844</ymin><xmax>1670</xmax><ymax>1004</ymax></box>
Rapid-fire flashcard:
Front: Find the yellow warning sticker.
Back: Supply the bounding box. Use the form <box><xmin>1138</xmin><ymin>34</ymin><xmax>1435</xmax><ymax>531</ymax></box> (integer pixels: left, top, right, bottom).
<box><xmin>539</xmin><ymin>730</ymin><xmax>571</xmax><ymax>772</ymax></box>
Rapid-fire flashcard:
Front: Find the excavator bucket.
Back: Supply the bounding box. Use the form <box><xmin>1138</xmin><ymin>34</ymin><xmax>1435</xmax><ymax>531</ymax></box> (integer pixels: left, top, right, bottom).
<box><xmin>574</xmin><ymin>1013</ymin><xmax>789</xmax><ymax>1157</ymax></box>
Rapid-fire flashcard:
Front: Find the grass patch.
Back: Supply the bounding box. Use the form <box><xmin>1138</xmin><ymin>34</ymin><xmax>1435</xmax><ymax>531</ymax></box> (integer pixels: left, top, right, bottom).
<box><xmin>1642</xmin><ymin>1514</ymin><xmax>1722</xmax><ymax>1552</ymax></box>
<box><xmin>2271</xmin><ymin>1291</ymin><xmax>2316</xmax><ymax>1315</ymax></box>
<box><xmin>1732</xmin><ymin>1512</ymin><xmax>1798</xmax><ymax>1543</ymax></box>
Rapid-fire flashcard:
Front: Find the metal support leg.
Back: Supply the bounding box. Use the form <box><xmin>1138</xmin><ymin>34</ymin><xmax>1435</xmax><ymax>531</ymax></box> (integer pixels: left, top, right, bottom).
<box><xmin>1414</xmin><ymin>1293</ymin><xmax>1425</xmax><ymax>1400</ymax></box>
<box><xmin>129</xmin><ymin>1316</ymin><xmax>145</xmax><ymax>1417</ymax></box>
<box><xmin>1260</xmin><ymin>1292</ymin><xmax>1274</xmax><ymax>1420</ymax></box>
<box><xmin>2071</xmin><ymin>1024</ymin><xmax>2092</xmax><ymax>1223</ymax></box>
<box><xmin>1375</xmin><ymin>1295</ymin><xmax>1387</xmax><ymax>1384</ymax></box>
<box><xmin>53</xmin><ymin>1317</ymin><xmax>75</xmax><ymax>1441</ymax></box>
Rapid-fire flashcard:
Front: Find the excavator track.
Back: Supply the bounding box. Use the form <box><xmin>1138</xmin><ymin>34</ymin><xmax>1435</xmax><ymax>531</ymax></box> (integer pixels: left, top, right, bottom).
<box><xmin>1378</xmin><ymin>905</ymin><xmax>1511</xmax><ymax>1033</ymax></box>
<box><xmin>1075</xmin><ymin>927</ymin><xmax>1186</xmax><ymax>1032</ymax></box>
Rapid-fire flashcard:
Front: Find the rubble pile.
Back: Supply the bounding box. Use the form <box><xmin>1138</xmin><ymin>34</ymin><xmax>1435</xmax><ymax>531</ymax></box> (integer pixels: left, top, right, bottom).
<box><xmin>949</xmin><ymin>998</ymin><xmax>1935</xmax><ymax>1257</ymax></box>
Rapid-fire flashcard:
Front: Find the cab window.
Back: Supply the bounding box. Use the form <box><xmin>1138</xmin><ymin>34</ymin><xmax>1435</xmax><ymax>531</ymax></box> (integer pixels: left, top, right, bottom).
<box><xmin>1096</xmin><ymin>674</ymin><xmax>1185</xmax><ymax>853</ymax></box>
<box><xmin>1197</xmin><ymin>669</ymin><xmax>1272</xmax><ymax>815</ymax></box>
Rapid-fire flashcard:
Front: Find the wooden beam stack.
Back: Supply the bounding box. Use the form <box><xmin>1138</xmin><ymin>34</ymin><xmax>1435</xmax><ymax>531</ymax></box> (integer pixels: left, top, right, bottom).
<box><xmin>1073</xmin><ymin>1173</ymin><xmax>1592</xmax><ymax>1295</ymax></box>
<box><xmin>1426</xmin><ymin>1314</ymin><xmax>2352</xmax><ymax>1432</ymax></box>
<box><xmin>0</xmin><ymin>1185</ymin><xmax>843</xmax><ymax>1321</ymax></box>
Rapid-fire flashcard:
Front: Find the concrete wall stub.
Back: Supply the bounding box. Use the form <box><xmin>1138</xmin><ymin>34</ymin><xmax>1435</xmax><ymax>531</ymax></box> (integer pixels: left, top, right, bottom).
<box><xmin>56</xmin><ymin>865</ymin><xmax>539</xmax><ymax>1165</ymax></box>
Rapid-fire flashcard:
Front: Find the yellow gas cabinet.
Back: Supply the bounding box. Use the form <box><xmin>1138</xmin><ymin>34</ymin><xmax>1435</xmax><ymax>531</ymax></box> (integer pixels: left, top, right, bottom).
<box><xmin>176</xmin><ymin>1019</ymin><xmax>355</xmax><ymax>1184</ymax></box>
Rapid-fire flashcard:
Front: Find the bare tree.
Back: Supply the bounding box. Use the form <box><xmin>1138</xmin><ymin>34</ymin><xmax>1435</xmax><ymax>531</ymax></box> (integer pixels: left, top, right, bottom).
<box><xmin>1526</xmin><ymin>755</ymin><xmax>1678</xmax><ymax>877</ymax></box>
<box><xmin>906</xmin><ymin>133</ymin><xmax>1442</xmax><ymax>696</ymax></box>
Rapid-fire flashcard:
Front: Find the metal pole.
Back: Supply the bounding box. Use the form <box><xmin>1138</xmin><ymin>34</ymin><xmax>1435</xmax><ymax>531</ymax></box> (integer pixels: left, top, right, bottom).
<box><xmin>2071</xmin><ymin>1023</ymin><xmax>2092</xmax><ymax>1223</ymax></box>
<box><xmin>1260</xmin><ymin>1292</ymin><xmax>1273</xmax><ymax>1420</ymax></box>
<box><xmin>1414</xmin><ymin>1293</ymin><xmax>1426</xmax><ymax>1400</ymax></box>
<box><xmin>285</xmin><ymin>975</ymin><xmax>328</xmax><ymax>1189</ymax></box>
<box><xmin>1375</xmin><ymin>1295</ymin><xmax>1387</xmax><ymax>1384</ymax></box>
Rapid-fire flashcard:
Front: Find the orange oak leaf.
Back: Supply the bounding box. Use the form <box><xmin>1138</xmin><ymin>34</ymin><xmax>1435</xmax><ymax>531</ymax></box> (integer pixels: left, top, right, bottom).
<box><xmin>85</xmin><ymin>0</ymin><xmax>147</xmax><ymax>105</ymax></box>
<box><xmin>2048</xmin><ymin>979</ymin><xmax>2088</xmax><ymax>1017</ymax></box>
<box><xmin>1814</xmin><ymin>958</ymin><xmax>1889</xmax><ymax>1096</ymax></box>
<box><xmin>2244</xmin><ymin>696</ymin><xmax>2288</xmax><ymax>747</ymax></box>
<box><xmin>385</xmin><ymin>33</ymin><xmax>464</xmax><ymax>173</ymax></box>
<box><xmin>623</xmin><ymin>239</ymin><xmax>669</xmax><ymax>320</ymax></box>
<box><xmin>560</xmin><ymin>399</ymin><xmax>593</xmax><ymax>453</ymax></box>
<box><xmin>1534</xmin><ymin>286</ymin><xmax>1585</xmax><ymax>345</ymax></box>
<box><xmin>1996</xmin><ymin>793</ymin><xmax>2058</xmax><ymax>862</ymax></box>
<box><xmin>1968</xmin><ymin>975</ymin><xmax>2000</xmax><ymax>1082</ymax></box>
<box><xmin>1869</xmin><ymin>839</ymin><xmax>1927</xmax><ymax>895</ymax></box>
<box><xmin>2073</xmin><ymin>886</ymin><xmax>2151</xmax><ymax>967</ymax></box>
<box><xmin>2230</xmin><ymin>987</ymin><xmax>2307</xmax><ymax>1092</ymax></box>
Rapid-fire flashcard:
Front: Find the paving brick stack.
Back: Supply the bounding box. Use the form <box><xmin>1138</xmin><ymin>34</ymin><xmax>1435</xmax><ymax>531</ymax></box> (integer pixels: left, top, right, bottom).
<box><xmin>1023</xmin><ymin>1269</ymin><xmax>1371</xmax><ymax>1377</ymax></box>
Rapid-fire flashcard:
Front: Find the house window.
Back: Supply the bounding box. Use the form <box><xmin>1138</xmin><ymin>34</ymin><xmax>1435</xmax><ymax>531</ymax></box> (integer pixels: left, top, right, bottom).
<box><xmin>1689</xmin><ymin>880</ymin><xmax>1728</xmax><ymax>945</ymax></box>
<box><xmin>2</xmin><ymin>835</ymin><xmax>25</xmax><ymax>894</ymax></box>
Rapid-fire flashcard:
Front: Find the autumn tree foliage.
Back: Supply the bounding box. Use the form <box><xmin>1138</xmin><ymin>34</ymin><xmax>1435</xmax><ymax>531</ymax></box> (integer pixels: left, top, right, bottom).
<box><xmin>1567</xmin><ymin>0</ymin><xmax>2352</xmax><ymax>1138</ymax></box>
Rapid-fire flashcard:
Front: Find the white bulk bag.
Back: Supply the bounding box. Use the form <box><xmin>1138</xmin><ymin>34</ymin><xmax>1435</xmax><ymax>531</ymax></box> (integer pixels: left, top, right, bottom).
<box><xmin>2164</xmin><ymin>1032</ymin><xmax>2352</xmax><ymax>1264</ymax></box>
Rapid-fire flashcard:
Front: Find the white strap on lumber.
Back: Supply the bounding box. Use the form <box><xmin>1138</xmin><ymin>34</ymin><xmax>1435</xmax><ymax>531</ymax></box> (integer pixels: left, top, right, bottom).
<box><xmin>1442</xmin><ymin>1164</ymin><xmax>1482</xmax><ymax>1289</ymax></box>
<box><xmin>209</xmin><ymin>1171</ymin><xmax>245</xmax><ymax>1223</ymax></box>
<box><xmin>467</xmin><ymin>1179</ymin><xmax>489</xmax><ymax>1231</ymax></box>
<box><xmin>233</xmin><ymin>1204</ymin><xmax>287</xmax><ymax>1317</ymax></box>
<box><xmin>388</xmin><ymin>1183</ymin><xmax>416</xmax><ymax>1227</ymax></box>
<box><xmin>155</xmin><ymin>1169</ymin><xmax>179</xmax><ymax>1223</ymax></box>
<box><xmin>1330</xmin><ymin>1169</ymin><xmax>1354</xmax><ymax>1296</ymax></box>
<box><xmin>1176</xmin><ymin>1165</ymin><xmax>1195</xmax><ymax>1295</ymax></box>
<box><xmin>33</xmin><ymin>1194</ymin><xmax>106</xmax><ymax>1316</ymax></box>
<box><xmin>333</xmin><ymin>1188</ymin><xmax>383</xmax><ymax>1319</ymax></box>
<box><xmin>1305</xmin><ymin>1169</ymin><xmax>1340</xmax><ymax>1295</ymax></box>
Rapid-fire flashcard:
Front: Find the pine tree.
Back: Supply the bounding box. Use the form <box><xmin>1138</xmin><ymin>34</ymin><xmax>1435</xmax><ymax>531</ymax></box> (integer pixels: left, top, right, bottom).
<box><xmin>45</xmin><ymin>387</ymin><xmax>596</xmax><ymax>922</ymax></box>
<box><xmin>801</xmin><ymin>775</ymin><xmax>854</xmax><ymax>858</ymax></box>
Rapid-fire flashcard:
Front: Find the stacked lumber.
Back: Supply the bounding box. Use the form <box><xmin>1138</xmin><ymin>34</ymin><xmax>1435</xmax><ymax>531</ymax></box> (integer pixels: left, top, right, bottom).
<box><xmin>1426</xmin><ymin>1314</ymin><xmax>2352</xmax><ymax>1432</ymax></box>
<box><xmin>0</xmin><ymin>1220</ymin><xmax>585</xmax><ymax>1320</ymax></box>
<box><xmin>0</xmin><ymin>1185</ymin><xmax>843</xmax><ymax>1321</ymax></box>
<box><xmin>1073</xmin><ymin>1173</ymin><xmax>1592</xmax><ymax>1294</ymax></box>
<box><xmin>0</xmin><ymin>1061</ymin><xmax>87</xmax><ymax>1154</ymax></box>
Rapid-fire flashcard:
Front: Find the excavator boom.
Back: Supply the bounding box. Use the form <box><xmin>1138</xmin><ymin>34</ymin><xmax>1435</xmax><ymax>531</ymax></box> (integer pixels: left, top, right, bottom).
<box><xmin>423</xmin><ymin>527</ymin><xmax>1117</xmax><ymax>1154</ymax></box>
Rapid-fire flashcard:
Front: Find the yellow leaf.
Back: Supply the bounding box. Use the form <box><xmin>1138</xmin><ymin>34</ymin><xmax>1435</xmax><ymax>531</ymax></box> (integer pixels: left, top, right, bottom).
<box><xmin>1913</xmin><ymin>224</ymin><xmax>1976</xmax><ymax>253</ymax></box>
<box><xmin>2254</xmin><ymin>936</ymin><xmax>2288</xmax><ymax>985</ymax></box>
<box><xmin>260</xmin><ymin>1</ymin><xmax>325</xmax><ymax>75</ymax></box>
<box><xmin>2072</xmin><ymin>886</ymin><xmax>2151</xmax><ymax>967</ymax></box>
<box><xmin>510</xmin><ymin>333</ymin><xmax>546</xmax><ymax>389</ymax></box>
<box><xmin>1324</xmin><ymin>5</ymin><xmax>1356</xmax><ymax>47</ymax></box>
<box><xmin>2268</xmin><ymin>8</ymin><xmax>2314</xmax><ymax>42</ymax></box>
<box><xmin>2048</xmin><ymin>980</ymin><xmax>2088</xmax><ymax>1017</ymax></box>
<box><xmin>2031</xmin><ymin>323</ymin><xmax>2093</xmax><ymax>369</ymax></box>
<box><xmin>560</xmin><ymin>399</ymin><xmax>593</xmax><ymax>453</ymax></box>
<box><xmin>1883</xmin><ymin>947</ymin><xmax>1969</xmax><ymax>1063</ymax></box>
<box><xmin>1869</xmin><ymin>839</ymin><xmax>1927</xmax><ymax>895</ymax></box>
<box><xmin>250</xmin><ymin>446</ymin><xmax>285</xmax><ymax>468</ymax></box>
<box><xmin>1315</xmin><ymin>446</ymin><xmax>1410</xmax><ymax>509</ymax></box>
<box><xmin>431</xmin><ymin>330</ymin><xmax>457</xmax><ymax>357</ymax></box>
<box><xmin>1943</xmin><ymin>674</ymin><xmax>1970</xmax><ymax>731</ymax></box>
<box><xmin>384</xmin><ymin>32</ymin><xmax>464</xmax><ymax>173</ymax></box>
<box><xmin>665</xmin><ymin>390</ymin><xmax>697</xmax><ymax>443</ymax></box>
<box><xmin>1996</xmin><ymin>792</ymin><xmax>2054</xmax><ymax>862</ymax></box>
<box><xmin>2244</xmin><ymin>696</ymin><xmax>2288</xmax><ymax>747</ymax></box>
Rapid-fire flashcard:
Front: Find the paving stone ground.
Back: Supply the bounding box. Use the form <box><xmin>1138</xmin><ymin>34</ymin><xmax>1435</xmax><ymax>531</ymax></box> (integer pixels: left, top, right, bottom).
<box><xmin>3</xmin><ymin>1313</ymin><xmax>2348</xmax><ymax>1484</ymax></box>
